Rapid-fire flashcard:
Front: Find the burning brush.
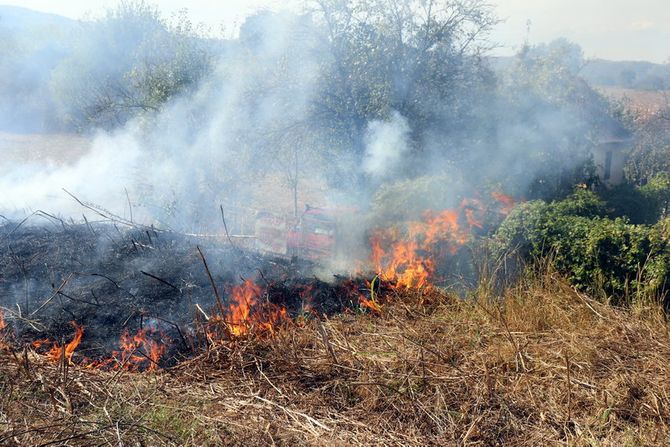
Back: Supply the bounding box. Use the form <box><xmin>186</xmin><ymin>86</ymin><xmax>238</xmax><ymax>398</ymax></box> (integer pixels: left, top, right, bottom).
<box><xmin>2</xmin><ymin>191</ymin><xmax>514</xmax><ymax>372</ymax></box>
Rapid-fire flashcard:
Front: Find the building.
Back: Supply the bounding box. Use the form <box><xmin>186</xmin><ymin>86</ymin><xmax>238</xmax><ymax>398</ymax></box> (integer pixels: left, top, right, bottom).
<box><xmin>592</xmin><ymin>118</ymin><xmax>633</xmax><ymax>188</ymax></box>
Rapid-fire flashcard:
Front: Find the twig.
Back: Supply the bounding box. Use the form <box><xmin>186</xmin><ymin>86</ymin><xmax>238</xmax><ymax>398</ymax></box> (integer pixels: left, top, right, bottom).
<box><xmin>124</xmin><ymin>187</ymin><xmax>133</xmax><ymax>223</ymax></box>
<box><xmin>30</xmin><ymin>274</ymin><xmax>73</xmax><ymax>317</ymax></box>
<box><xmin>565</xmin><ymin>351</ymin><xmax>572</xmax><ymax>423</ymax></box>
<box><xmin>140</xmin><ymin>271</ymin><xmax>180</xmax><ymax>292</ymax></box>
<box><xmin>195</xmin><ymin>303</ymin><xmax>210</xmax><ymax>321</ymax></box>
<box><xmin>317</xmin><ymin>322</ymin><xmax>339</xmax><ymax>365</ymax></box>
<box><xmin>220</xmin><ymin>204</ymin><xmax>239</xmax><ymax>252</ymax></box>
<box><xmin>154</xmin><ymin>315</ymin><xmax>189</xmax><ymax>350</ymax></box>
<box><xmin>254</xmin><ymin>395</ymin><xmax>332</xmax><ymax>432</ymax></box>
<box><xmin>197</xmin><ymin>246</ymin><xmax>226</xmax><ymax>317</ymax></box>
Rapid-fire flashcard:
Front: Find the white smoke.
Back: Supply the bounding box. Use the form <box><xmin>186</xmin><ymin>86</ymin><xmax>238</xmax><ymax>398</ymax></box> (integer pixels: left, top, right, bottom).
<box><xmin>0</xmin><ymin>11</ymin><xmax>322</xmax><ymax>230</ymax></box>
<box><xmin>0</xmin><ymin>130</ymin><xmax>143</xmax><ymax>218</ymax></box>
<box><xmin>362</xmin><ymin>111</ymin><xmax>411</xmax><ymax>180</ymax></box>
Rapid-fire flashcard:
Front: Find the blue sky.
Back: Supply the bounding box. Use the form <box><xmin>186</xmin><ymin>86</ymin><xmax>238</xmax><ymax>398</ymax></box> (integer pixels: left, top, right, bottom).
<box><xmin>2</xmin><ymin>0</ymin><xmax>669</xmax><ymax>63</ymax></box>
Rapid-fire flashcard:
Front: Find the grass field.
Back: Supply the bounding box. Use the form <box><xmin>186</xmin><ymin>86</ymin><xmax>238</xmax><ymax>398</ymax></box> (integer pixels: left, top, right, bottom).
<box><xmin>2</xmin><ymin>270</ymin><xmax>669</xmax><ymax>446</ymax></box>
<box><xmin>0</xmin><ymin>132</ymin><xmax>91</xmax><ymax>167</ymax></box>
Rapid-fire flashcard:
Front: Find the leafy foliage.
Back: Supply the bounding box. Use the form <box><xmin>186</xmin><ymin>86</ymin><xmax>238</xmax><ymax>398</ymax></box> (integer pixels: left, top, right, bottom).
<box><xmin>493</xmin><ymin>190</ymin><xmax>670</xmax><ymax>301</ymax></box>
<box><xmin>50</xmin><ymin>1</ymin><xmax>213</xmax><ymax>129</ymax></box>
<box><xmin>624</xmin><ymin>109</ymin><xmax>670</xmax><ymax>186</ymax></box>
<box><xmin>310</xmin><ymin>0</ymin><xmax>499</xmax><ymax>179</ymax></box>
<box><xmin>493</xmin><ymin>39</ymin><xmax>605</xmax><ymax>200</ymax></box>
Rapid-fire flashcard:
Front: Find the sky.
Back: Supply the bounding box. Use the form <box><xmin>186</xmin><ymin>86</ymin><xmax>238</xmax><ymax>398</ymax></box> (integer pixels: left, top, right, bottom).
<box><xmin>1</xmin><ymin>0</ymin><xmax>669</xmax><ymax>63</ymax></box>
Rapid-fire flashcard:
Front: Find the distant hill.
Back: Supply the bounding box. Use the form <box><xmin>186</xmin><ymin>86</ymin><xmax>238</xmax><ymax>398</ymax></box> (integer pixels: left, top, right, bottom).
<box><xmin>0</xmin><ymin>5</ymin><xmax>76</xmax><ymax>31</ymax></box>
<box><xmin>490</xmin><ymin>55</ymin><xmax>670</xmax><ymax>91</ymax></box>
<box><xmin>581</xmin><ymin>59</ymin><xmax>670</xmax><ymax>91</ymax></box>
<box><xmin>0</xmin><ymin>6</ymin><xmax>78</xmax><ymax>132</ymax></box>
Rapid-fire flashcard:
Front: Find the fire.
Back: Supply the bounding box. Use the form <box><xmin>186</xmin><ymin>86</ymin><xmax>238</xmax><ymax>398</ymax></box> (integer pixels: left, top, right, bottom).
<box><xmin>227</xmin><ymin>279</ymin><xmax>263</xmax><ymax>336</ymax></box>
<box><xmin>359</xmin><ymin>297</ymin><xmax>382</xmax><ymax>312</ymax></box>
<box><xmin>420</xmin><ymin>208</ymin><xmax>473</xmax><ymax>253</ymax></box>
<box><xmin>0</xmin><ymin>310</ymin><xmax>7</xmax><ymax>349</ymax></box>
<box><xmin>359</xmin><ymin>277</ymin><xmax>382</xmax><ymax>313</ymax></box>
<box><xmin>491</xmin><ymin>191</ymin><xmax>515</xmax><ymax>215</ymax></box>
<box><xmin>373</xmin><ymin>239</ymin><xmax>433</xmax><ymax>288</ymax></box>
<box><xmin>88</xmin><ymin>327</ymin><xmax>167</xmax><ymax>371</ymax></box>
<box><xmin>20</xmin><ymin>191</ymin><xmax>517</xmax><ymax>372</ymax></box>
<box><xmin>39</xmin><ymin>321</ymin><xmax>84</xmax><ymax>364</ymax></box>
<box><xmin>112</xmin><ymin>328</ymin><xmax>166</xmax><ymax>371</ymax></box>
<box><xmin>206</xmin><ymin>279</ymin><xmax>288</xmax><ymax>340</ymax></box>
<box><xmin>370</xmin><ymin>193</ymin><xmax>513</xmax><ymax>289</ymax></box>
<box><xmin>371</xmin><ymin>204</ymin><xmax>473</xmax><ymax>288</ymax></box>
<box><xmin>461</xmin><ymin>198</ymin><xmax>485</xmax><ymax>230</ymax></box>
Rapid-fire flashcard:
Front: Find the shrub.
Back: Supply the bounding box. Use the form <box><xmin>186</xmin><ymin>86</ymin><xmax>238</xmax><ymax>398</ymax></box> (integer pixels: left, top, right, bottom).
<box><xmin>493</xmin><ymin>191</ymin><xmax>670</xmax><ymax>302</ymax></box>
<box><xmin>602</xmin><ymin>174</ymin><xmax>670</xmax><ymax>224</ymax></box>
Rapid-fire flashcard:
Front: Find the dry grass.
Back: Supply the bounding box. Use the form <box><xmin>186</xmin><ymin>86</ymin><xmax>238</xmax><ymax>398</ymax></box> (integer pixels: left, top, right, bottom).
<box><xmin>2</xmin><ymin>272</ymin><xmax>670</xmax><ymax>446</ymax></box>
<box><xmin>0</xmin><ymin>132</ymin><xmax>91</xmax><ymax>167</ymax></box>
<box><xmin>597</xmin><ymin>86</ymin><xmax>670</xmax><ymax>119</ymax></box>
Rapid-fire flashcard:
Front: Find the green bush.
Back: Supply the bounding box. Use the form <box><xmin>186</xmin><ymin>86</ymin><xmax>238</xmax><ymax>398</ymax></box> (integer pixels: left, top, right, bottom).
<box><xmin>602</xmin><ymin>174</ymin><xmax>670</xmax><ymax>224</ymax></box>
<box><xmin>493</xmin><ymin>191</ymin><xmax>670</xmax><ymax>302</ymax></box>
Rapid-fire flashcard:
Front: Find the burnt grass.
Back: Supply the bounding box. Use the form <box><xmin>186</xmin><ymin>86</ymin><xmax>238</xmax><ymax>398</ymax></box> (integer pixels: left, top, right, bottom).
<box><xmin>0</xmin><ymin>220</ymin><xmax>374</xmax><ymax>365</ymax></box>
<box><xmin>2</xmin><ymin>270</ymin><xmax>670</xmax><ymax>445</ymax></box>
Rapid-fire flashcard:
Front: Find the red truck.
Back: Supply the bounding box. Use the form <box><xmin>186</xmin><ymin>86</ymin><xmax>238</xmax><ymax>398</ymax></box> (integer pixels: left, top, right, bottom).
<box><xmin>254</xmin><ymin>206</ymin><xmax>348</xmax><ymax>261</ymax></box>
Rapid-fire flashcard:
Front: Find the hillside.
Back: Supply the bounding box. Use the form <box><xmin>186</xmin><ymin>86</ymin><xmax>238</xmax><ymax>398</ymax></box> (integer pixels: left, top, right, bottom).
<box><xmin>582</xmin><ymin>59</ymin><xmax>670</xmax><ymax>91</ymax></box>
<box><xmin>490</xmin><ymin>56</ymin><xmax>670</xmax><ymax>91</ymax></box>
<box><xmin>0</xmin><ymin>6</ymin><xmax>77</xmax><ymax>132</ymax></box>
<box><xmin>0</xmin><ymin>5</ymin><xmax>76</xmax><ymax>31</ymax></box>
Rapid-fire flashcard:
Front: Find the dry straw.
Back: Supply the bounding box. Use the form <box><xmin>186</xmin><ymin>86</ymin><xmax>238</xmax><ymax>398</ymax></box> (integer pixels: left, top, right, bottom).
<box><xmin>1</xmin><ymin>270</ymin><xmax>670</xmax><ymax>446</ymax></box>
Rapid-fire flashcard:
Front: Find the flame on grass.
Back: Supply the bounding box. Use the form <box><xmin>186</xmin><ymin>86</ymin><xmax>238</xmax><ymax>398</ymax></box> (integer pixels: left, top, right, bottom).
<box><xmin>491</xmin><ymin>191</ymin><xmax>515</xmax><ymax>215</ymax></box>
<box><xmin>32</xmin><ymin>321</ymin><xmax>84</xmax><ymax>364</ymax></box>
<box><xmin>359</xmin><ymin>276</ymin><xmax>382</xmax><ymax>313</ymax></box>
<box><xmin>207</xmin><ymin>279</ymin><xmax>289</xmax><ymax>341</ymax></box>
<box><xmin>0</xmin><ymin>310</ymin><xmax>7</xmax><ymax>349</ymax></box>
<box><xmin>107</xmin><ymin>327</ymin><xmax>167</xmax><ymax>371</ymax></box>
<box><xmin>32</xmin><ymin>322</ymin><xmax>168</xmax><ymax>371</ymax></box>
<box><xmin>371</xmin><ymin>192</ymin><xmax>514</xmax><ymax>289</ymax></box>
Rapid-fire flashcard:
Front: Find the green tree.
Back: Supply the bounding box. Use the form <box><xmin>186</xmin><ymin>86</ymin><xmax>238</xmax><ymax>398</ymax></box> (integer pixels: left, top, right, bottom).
<box><xmin>51</xmin><ymin>1</ymin><xmax>213</xmax><ymax>130</ymax></box>
<box><xmin>494</xmin><ymin>39</ymin><xmax>609</xmax><ymax>200</ymax></box>
<box><xmin>309</xmin><ymin>0</ymin><xmax>498</xmax><ymax>182</ymax></box>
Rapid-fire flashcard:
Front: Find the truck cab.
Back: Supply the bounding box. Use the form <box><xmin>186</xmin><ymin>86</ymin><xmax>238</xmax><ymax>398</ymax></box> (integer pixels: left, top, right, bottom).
<box><xmin>287</xmin><ymin>206</ymin><xmax>337</xmax><ymax>260</ymax></box>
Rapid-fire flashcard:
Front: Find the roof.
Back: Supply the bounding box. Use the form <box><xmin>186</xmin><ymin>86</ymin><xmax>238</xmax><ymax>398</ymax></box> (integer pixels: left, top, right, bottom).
<box><xmin>595</xmin><ymin>115</ymin><xmax>634</xmax><ymax>145</ymax></box>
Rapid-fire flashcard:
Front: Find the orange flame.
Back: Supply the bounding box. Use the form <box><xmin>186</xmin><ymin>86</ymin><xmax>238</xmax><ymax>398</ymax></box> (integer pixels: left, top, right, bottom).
<box><xmin>491</xmin><ymin>191</ymin><xmax>515</xmax><ymax>215</ymax></box>
<box><xmin>370</xmin><ymin>194</ymin><xmax>515</xmax><ymax>289</ymax></box>
<box><xmin>115</xmin><ymin>328</ymin><xmax>166</xmax><ymax>371</ymax></box>
<box><xmin>0</xmin><ymin>310</ymin><xmax>7</xmax><ymax>349</ymax></box>
<box><xmin>359</xmin><ymin>278</ymin><xmax>382</xmax><ymax>313</ymax></box>
<box><xmin>372</xmin><ymin>233</ymin><xmax>432</xmax><ymax>289</ymax></box>
<box><xmin>227</xmin><ymin>279</ymin><xmax>263</xmax><ymax>336</ymax></box>
<box><xmin>44</xmin><ymin>321</ymin><xmax>84</xmax><ymax>364</ymax></box>
<box><xmin>89</xmin><ymin>327</ymin><xmax>167</xmax><ymax>371</ymax></box>
<box><xmin>359</xmin><ymin>296</ymin><xmax>382</xmax><ymax>312</ymax></box>
<box><xmin>203</xmin><ymin>280</ymin><xmax>288</xmax><ymax>339</ymax></box>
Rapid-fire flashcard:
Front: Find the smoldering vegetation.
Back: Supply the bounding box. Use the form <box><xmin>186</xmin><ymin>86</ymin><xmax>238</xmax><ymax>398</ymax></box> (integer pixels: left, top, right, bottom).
<box><xmin>0</xmin><ymin>0</ymin><xmax>668</xmax><ymax>334</ymax></box>
<box><xmin>2</xmin><ymin>1</ymin><xmax>670</xmax><ymax>445</ymax></box>
<box><xmin>0</xmin><ymin>217</ymin><xmax>378</xmax><ymax>365</ymax></box>
<box><xmin>1</xmin><ymin>0</ymin><xmax>669</xmax><ymax>351</ymax></box>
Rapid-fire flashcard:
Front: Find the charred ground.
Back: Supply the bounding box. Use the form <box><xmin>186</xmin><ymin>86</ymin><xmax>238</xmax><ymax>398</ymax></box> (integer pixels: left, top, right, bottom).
<box><xmin>0</xmin><ymin>219</ymin><xmax>374</xmax><ymax>367</ymax></box>
<box><xmin>1</xmin><ymin>273</ymin><xmax>669</xmax><ymax>446</ymax></box>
